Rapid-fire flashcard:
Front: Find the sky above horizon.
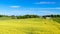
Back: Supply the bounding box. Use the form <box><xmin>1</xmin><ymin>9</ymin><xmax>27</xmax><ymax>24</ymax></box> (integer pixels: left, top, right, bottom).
<box><xmin>0</xmin><ymin>0</ymin><xmax>60</xmax><ymax>16</ymax></box>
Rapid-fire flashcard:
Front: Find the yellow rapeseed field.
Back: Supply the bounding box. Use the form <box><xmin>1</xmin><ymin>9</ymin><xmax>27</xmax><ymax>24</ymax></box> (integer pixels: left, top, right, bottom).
<box><xmin>0</xmin><ymin>18</ymin><xmax>60</xmax><ymax>34</ymax></box>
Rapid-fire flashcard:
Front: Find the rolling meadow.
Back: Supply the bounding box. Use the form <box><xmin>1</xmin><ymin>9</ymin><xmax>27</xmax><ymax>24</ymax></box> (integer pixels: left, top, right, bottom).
<box><xmin>0</xmin><ymin>18</ymin><xmax>60</xmax><ymax>34</ymax></box>
<box><xmin>0</xmin><ymin>0</ymin><xmax>60</xmax><ymax>34</ymax></box>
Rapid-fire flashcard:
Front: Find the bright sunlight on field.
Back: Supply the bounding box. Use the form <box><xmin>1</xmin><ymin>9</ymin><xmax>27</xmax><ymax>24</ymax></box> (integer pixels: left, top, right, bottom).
<box><xmin>0</xmin><ymin>18</ymin><xmax>60</xmax><ymax>34</ymax></box>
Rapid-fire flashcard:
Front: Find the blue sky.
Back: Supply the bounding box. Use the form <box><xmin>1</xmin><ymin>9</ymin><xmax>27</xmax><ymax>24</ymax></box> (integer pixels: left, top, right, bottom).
<box><xmin>0</xmin><ymin>0</ymin><xmax>60</xmax><ymax>16</ymax></box>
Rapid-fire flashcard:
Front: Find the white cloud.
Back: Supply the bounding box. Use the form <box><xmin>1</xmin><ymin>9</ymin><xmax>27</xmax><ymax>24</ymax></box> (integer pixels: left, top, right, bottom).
<box><xmin>40</xmin><ymin>11</ymin><xmax>54</xmax><ymax>14</ymax></box>
<box><xmin>9</xmin><ymin>6</ymin><xmax>21</xmax><ymax>8</ymax></box>
<box><xmin>28</xmin><ymin>8</ymin><xmax>60</xmax><ymax>10</ymax></box>
<box><xmin>34</xmin><ymin>2</ymin><xmax>56</xmax><ymax>4</ymax></box>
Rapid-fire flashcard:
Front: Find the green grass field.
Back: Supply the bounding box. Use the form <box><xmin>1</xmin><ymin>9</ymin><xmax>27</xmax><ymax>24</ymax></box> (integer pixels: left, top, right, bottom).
<box><xmin>0</xmin><ymin>18</ymin><xmax>60</xmax><ymax>34</ymax></box>
<box><xmin>53</xmin><ymin>17</ymin><xmax>60</xmax><ymax>23</ymax></box>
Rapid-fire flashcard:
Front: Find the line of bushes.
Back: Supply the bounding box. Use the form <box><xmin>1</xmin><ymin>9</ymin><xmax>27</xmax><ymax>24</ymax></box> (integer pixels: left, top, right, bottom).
<box><xmin>13</xmin><ymin>15</ymin><xmax>40</xmax><ymax>19</ymax></box>
<box><xmin>0</xmin><ymin>14</ymin><xmax>60</xmax><ymax>19</ymax></box>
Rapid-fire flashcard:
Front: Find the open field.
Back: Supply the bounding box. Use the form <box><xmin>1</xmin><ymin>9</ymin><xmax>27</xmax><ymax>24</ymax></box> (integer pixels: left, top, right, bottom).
<box><xmin>0</xmin><ymin>18</ymin><xmax>60</xmax><ymax>34</ymax></box>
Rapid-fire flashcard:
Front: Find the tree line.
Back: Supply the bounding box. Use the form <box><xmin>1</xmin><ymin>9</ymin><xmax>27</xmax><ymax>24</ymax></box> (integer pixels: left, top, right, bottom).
<box><xmin>0</xmin><ymin>15</ymin><xmax>40</xmax><ymax>19</ymax></box>
<box><xmin>0</xmin><ymin>14</ymin><xmax>60</xmax><ymax>19</ymax></box>
<box><xmin>12</xmin><ymin>15</ymin><xmax>40</xmax><ymax>19</ymax></box>
<box><xmin>42</xmin><ymin>14</ymin><xmax>60</xmax><ymax>17</ymax></box>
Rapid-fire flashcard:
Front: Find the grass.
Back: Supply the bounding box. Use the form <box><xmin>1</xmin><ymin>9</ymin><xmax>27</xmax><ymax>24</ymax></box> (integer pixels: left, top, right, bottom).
<box><xmin>52</xmin><ymin>17</ymin><xmax>60</xmax><ymax>23</ymax></box>
<box><xmin>0</xmin><ymin>18</ymin><xmax>60</xmax><ymax>34</ymax></box>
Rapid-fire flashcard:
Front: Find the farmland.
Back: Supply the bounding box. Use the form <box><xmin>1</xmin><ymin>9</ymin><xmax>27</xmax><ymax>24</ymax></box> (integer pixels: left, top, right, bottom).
<box><xmin>0</xmin><ymin>18</ymin><xmax>60</xmax><ymax>34</ymax></box>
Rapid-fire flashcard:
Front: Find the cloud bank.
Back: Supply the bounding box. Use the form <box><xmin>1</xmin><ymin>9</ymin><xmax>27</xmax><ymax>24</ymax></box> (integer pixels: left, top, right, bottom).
<box><xmin>34</xmin><ymin>2</ymin><xmax>56</xmax><ymax>4</ymax></box>
<box><xmin>9</xmin><ymin>6</ymin><xmax>21</xmax><ymax>8</ymax></box>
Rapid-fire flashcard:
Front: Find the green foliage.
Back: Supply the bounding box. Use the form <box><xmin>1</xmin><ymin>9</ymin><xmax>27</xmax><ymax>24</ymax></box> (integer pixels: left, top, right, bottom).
<box><xmin>17</xmin><ymin>15</ymin><xmax>27</xmax><ymax>19</ymax></box>
<box><xmin>43</xmin><ymin>15</ymin><xmax>60</xmax><ymax>18</ymax></box>
<box><xmin>11</xmin><ymin>15</ymin><xmax>16</xmax><ymax>19</ymax></box>
<box><xmin>16</xmin><ymin>15</ymin><xmax>40</xmax><ymax>19</ymax></box>
<box><xmin>0</xmin><ymin>14</ymin><xmax>60</xmax><ymax>19</ymax></box>
<box><xmin>0</xmin><ymin>14</ymin><xmax>40</xmax><ymax>19</ymax></box>
<box><xmin>52</xmin><ymin>17</ymin><xmax>60</xmax><ymax>23</ymax></box>
<box><xmin>0</xmin><ymin>15</ymin><xmax>3</xmax><ymax>17</ymax></box>
<box><xmin>42</xmin><ymin>16</ymin><xmax>46</xmax><ymax>19</ymax></box>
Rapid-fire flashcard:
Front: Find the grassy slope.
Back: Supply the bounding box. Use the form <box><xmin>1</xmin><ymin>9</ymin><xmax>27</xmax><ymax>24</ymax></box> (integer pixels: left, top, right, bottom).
<box><xmin>0</xmin><ymin>18</ymin><xmax>60</xmax><ymax>34</ymax></box>
<box><xmin>52</xmin><ymin>17</ymin><xmax>60</xmax><ymax>23</ymax></box>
